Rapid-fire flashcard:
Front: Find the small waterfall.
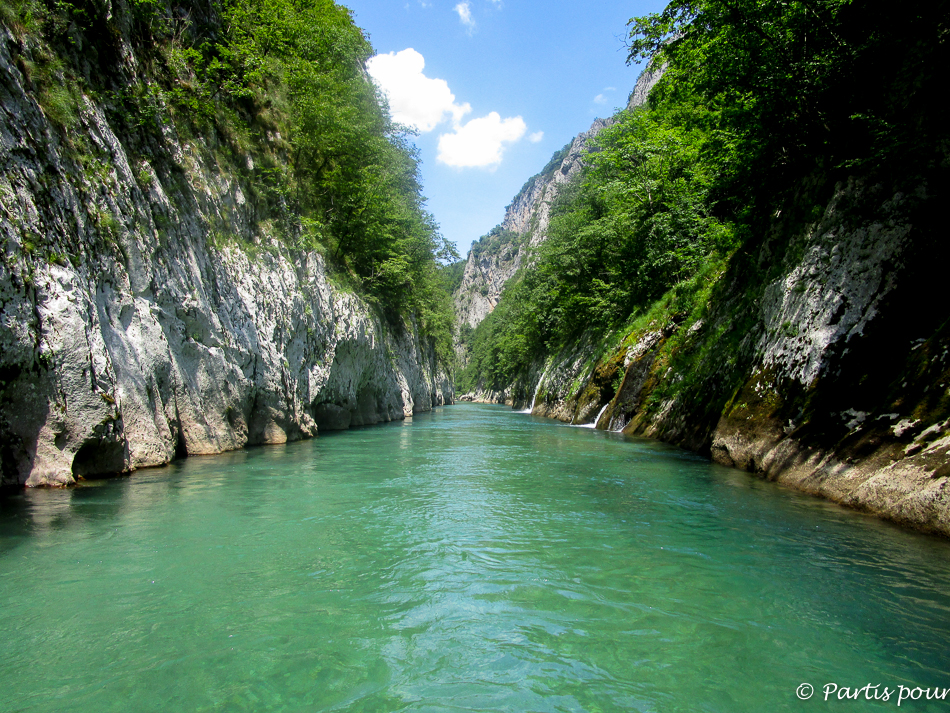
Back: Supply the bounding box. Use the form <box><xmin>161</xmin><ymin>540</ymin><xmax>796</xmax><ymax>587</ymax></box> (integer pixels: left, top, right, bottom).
<box><xmin>577</xmin><ymin>402</ymin><xmax>610</xmax><ymax>429</ymax></box>
<box><xmin>517</xmin><ymin>368</ymin><xmax>548</xmax><ymax>414</ymax></box>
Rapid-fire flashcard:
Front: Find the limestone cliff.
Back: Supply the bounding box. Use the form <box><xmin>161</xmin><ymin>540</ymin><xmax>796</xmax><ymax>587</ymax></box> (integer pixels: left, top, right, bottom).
<box><xmin>0</xmin><ymin>26</ymin><xmax>451</xmax><ymax>488</ymax></box>
<box><xmin>490</xmin><ymin>173</ymin><xmax>950</xmax><ymax>535</ymax></box>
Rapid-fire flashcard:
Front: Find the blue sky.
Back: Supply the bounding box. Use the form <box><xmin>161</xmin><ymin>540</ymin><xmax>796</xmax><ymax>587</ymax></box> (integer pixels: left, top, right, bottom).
<box><xmin>341</xmin><ymin>0</ymin><xmax>667</xmax><ymax>256</ymax></box>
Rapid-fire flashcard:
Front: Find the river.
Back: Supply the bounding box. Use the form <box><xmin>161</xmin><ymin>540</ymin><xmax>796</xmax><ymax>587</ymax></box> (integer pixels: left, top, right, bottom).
<box><xmin>2</xmin><ymin>404</ymin><xmax>949</xmax><ymax>711</ymax></box>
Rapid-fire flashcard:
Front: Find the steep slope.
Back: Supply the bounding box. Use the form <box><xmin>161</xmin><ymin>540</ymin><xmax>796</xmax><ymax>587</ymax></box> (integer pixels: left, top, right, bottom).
<box><xmin>453</xmin><ymin>68</ymin><xmax>662</xmax><ymax>332</ymax></box>
<box><xmin>504</xmin><ymin>172</ymin><xmax>950</xmax><ymax>534</ymax></box>
<box><xmin>454</xmin><ymin>1</ymin><xmax>950</xmax><ymax>535</ymax></box>
<box><xmin>0</xmin><ymin>11</ymin><xmax>451</xmax><ymax>488</ymax></box>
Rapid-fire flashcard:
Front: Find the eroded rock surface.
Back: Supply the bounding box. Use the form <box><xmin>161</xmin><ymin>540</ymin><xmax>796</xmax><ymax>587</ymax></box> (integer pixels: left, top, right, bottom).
<box><xmin>488</xmin><ymin>175</ymin><xmax>950</xmax><ymax>535</ymax></box>
<box><xmin>0</xmin><ymin>28</ymin><xmax>451</xmax><ymax>487</ymax></box>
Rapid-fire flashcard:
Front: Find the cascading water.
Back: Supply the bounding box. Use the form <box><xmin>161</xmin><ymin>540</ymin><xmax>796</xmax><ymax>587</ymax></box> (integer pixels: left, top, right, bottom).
<box><xmin>517</xmin><ymin>368</ymin><xmax>548</xmax><ymax>414</ymax></box>
<box><xmin>577</xmin><ymin>402</ymin><xmax>610</xmax><ymax>429</ymax></box>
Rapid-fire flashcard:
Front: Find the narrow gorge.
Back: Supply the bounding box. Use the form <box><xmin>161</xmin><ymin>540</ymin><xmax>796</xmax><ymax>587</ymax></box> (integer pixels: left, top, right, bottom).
<box><xmin>3</xmin><ymin>2</ymin><xmax>950</xmax><ymax>710</ymax></box>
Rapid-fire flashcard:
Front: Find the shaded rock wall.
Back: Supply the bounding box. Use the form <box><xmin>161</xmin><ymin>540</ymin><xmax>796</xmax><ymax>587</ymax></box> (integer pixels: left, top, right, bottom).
<box><xmin>499</xmin><ymin>175</ymin><xmax>950</xmax><ymax>535</ymax></box>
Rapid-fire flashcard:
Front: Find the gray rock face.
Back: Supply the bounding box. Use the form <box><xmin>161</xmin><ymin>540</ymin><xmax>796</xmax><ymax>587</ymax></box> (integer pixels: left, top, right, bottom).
<box><xmin>754</xmin><ymin>185</ymin><xmax>911</xmax><ymax>387</ymax></box>
<box><xmin>454</xmin><ymin>66</ymin><xmax>666</xmax><ymax>332</ymax></box>
<box><xmin>499</xmin><ymin>176</ymin><xmax>950</xmax><ymax>535</ymax></box>
<box><xmin>0</xmin><ymin>28</ymin><xmax>451</xmax><ymax>487</ymax></box>
<box><xmin>500</xmin><ymin>117</ymin><xmax>613</xmax><ymax>243</ymax></box>
<box><xmin>453</xmin><ymin>247</ymin><xmax>520</xmax><ymax>331</ymax></box>
<box><xmin>627</xmin><ymin>62</ymin><xmax>665</xmax><ymax>110</ymax></box>
<box><xmin>453</xmin><ymin>120</ymin><xmax>610</xmax><ymax>331</ymax></box>
<box><xmin>703</xmin><ymin>180</ymin><xmax>949</xmax><ymax>534</ymax></box>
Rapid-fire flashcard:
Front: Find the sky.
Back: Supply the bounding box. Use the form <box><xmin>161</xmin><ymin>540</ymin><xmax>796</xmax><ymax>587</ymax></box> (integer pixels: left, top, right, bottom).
<box><xmin>340</xmin><ymin>0</ymin><xmax>668</xmax><ymax>256</ymax></box>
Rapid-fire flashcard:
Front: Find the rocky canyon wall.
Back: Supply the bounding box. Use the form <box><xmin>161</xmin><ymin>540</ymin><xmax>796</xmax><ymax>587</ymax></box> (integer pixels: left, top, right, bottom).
<box><xmin>498</xmin><ymin>174</ymin><xmax>950</xmax><ymax>535</ymax></box>
<box><xmin>0</xmin><ymin>27</ymin><xmax>451</xmax><ymax>488</ymax></box>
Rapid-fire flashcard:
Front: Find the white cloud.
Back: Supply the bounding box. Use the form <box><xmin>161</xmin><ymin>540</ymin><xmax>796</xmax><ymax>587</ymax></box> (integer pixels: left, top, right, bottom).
<box><xmin>595</xmin><ymin>87</ymin><xmax>618</xmax><ymax>105</ymax></box>
<box><xmin>366</xmin><ymin>49</ymin><xmax>471</xmax><ymax>132</ymax></box>
<box><xmin>455</xmin><ymin>2</ymin><xmax>474</xmax><ymax>28</ymax></box>
<box><xmin>369</xmin><ymin>47</ymin><xmax>533</xmax><ymax>170</ymax></box>
<box><xmin>438</xmin><ymin>112</ymin><xmax>527</xmax><ymax>169</ymax></box>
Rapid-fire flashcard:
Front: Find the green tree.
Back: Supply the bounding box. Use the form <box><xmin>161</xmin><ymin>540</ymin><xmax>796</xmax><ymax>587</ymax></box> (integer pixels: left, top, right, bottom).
<box><xmin>627</xmin><ymin>0</ymin><xmax>950</xmax><ymax>194</ymax></box>
<box><xmin>7</xmin><ymin>0</ymin><xmax>460</xmax><ymax>364</ymax></box>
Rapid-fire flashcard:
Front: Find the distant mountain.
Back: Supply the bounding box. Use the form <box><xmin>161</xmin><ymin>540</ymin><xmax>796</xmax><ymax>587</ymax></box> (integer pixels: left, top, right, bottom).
<box><xmin>453</xmin><ymin>66</ymin><xmax>665</xmax><ymax>332</ymax></box>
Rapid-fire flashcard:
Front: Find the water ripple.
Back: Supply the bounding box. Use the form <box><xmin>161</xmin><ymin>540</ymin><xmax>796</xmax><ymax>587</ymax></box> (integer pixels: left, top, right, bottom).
<box><xmin>2</xmin><ymin>404</ymin><xmax>950</xmax><ymax>712</ymax></box>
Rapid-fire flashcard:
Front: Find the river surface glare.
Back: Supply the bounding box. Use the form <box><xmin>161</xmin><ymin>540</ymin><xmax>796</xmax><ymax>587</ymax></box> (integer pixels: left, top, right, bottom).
<box><xmin>2</xmin><ymin>404</ymin><xmax>950</xmax><ymax>712</ymax></box>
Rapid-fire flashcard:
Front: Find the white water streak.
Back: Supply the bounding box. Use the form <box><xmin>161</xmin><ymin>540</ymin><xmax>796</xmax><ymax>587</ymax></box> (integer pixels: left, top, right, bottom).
<box><xmin>577</xmin><ymin>402</ymin><xmax>610</xmax><ymax>429</ymax></box>
<box><xmin>517</xmin><ymin>368</ymin><xmax>548</xmax><ymax>414</ymax></box>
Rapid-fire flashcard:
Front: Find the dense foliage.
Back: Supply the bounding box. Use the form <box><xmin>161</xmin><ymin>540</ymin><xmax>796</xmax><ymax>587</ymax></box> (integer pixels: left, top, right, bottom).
<box><xmin>631</xmin><ymin>0</ymin><xmax>949</xmax><ymax>171</ymax></box>
<box><xmin>469</xmin><ymin>226</ymin><xmax>524</xmax><ymax>263</ymax></box>
<box><xmin>459</xmin><ymin>0</ymin><xmax>949</xmax><ymax>392</ymax></box>
<box><xmin>439</xmin><ymin>259</ymin><xmax>468</xmax><ymax>297</ymax></box>
<box><xmin>458</xmin><ymin>102</ymin><xmax>736</xmax><ymax>392</ymax></box>
<box><xmin>1</xmin><ymin>0</ymin><xmax>458</xmax><ymax>362</ymax></box>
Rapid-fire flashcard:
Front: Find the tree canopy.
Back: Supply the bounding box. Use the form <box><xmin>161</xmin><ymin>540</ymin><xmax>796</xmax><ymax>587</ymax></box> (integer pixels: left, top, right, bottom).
<box><xmin>458</xmin><ymin>0</ymin><xmax>949</xmax><ymax>393</ymax></box>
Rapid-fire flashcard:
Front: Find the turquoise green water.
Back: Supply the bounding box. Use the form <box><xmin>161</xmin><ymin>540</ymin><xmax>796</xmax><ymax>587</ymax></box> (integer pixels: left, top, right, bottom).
<box><xmin>2</xmin><ymin>404</ymin><xmax>950</xmax><ymax>712</ymax></box>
